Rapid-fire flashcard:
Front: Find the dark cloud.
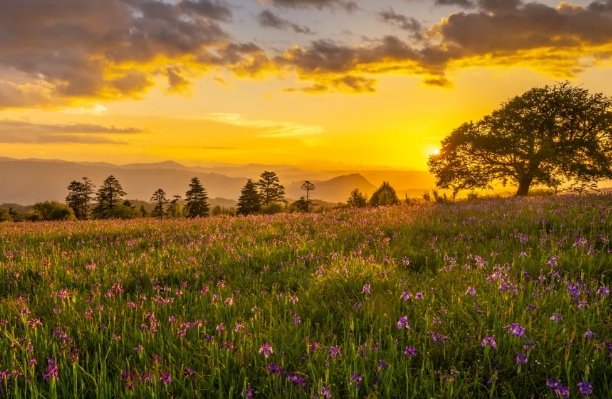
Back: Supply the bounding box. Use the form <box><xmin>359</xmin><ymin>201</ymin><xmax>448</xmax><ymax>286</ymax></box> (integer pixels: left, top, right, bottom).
<box><xmin>180</xmin><ymin>0</ymin><xmax>234</xmax><ymax>22</ymax></box>
<box><xmin>0</xmin><ymin>0</ymin><xmax>245</xmax><ymax>109</ymax></box>
<box><xmin>264</xmin><ymin>0</ymin><xmax>358</xmax><ymax>12</ymax></box>
<box><xmin>0</xmin><ymin>120</ymin><xmax>144</xmax><ymax>144</ymax></box>
<box><xmin>378</xmin><ymin>8</ymin><xmax>423</xmax><ymax>40</ymax></box>
<box><xmin>256</xmin><ymin>9</ymin><xmax>314</xmax><ymax>34</ymax></box>
<box><xmin>434</xmin><ymin>0</ymin><xmax>476</xmax><ymax>8</ymax></box>
<box><xmin>166</xmin><ymin>67</ymin><xmax>193</xmax><ymax>93</ymax></box>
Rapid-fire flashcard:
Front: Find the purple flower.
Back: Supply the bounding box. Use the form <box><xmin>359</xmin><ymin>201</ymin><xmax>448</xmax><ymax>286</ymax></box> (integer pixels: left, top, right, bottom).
<box><xmin>243</xmin><ymin>387</ymin><xmax>255</xmax><ymax>399</ymax></box>
<box><xmin>329</xmin><ymin>346</ymin><xmax>341</xmax><ymax>358</ymax></box>
<box><xmin>259</xmin><ymin>343</ymin><xmax>273</xmax><ymax>358</ymax></box>
<box><xmin>583</xmin><ymin>330</ymin><xmax>596</xmax><ymax>339</ymax></box>
<box><xmin>415</xmin><ymin>292</ymin><xmax>423</xmax><ymax>300</ymax></box>
<box><xmin>506</xmin><ymin>323</ymin><xmax>526</xmax><ymax>337</ymax></box>
<box><xmin>547</xmin><ymin>378</ymin><xmax>570</xmax><ymax>398</ymax></box>
<box><xmin>350</xmin><ymin>372</ymin><xmax>364</xmax><ymax>390</ymax></box>
<box><xmin>400</xmin><ymin>291</ymin><xmax>411</xmax><ymax>301</ymax></box>
<box><xmin>481</xmin><ymin>336</ymin><xmax>497</xmax><ymax>349</ymax></box>
<box><xmin>362</xmin><ymin>284</ymin><xmax>371</xmax><ymax>294</ymax></box>
<box><xmin>466</xmin><ymin>287</ymin><xmax>476</xmax><ymax>296</ymax></box>
<box><xmin>267</xmin><ymin>363</ymin><xmax>282</xmax><ymax>375</ymax></box>
<box><xmin>597</xmin><ymin>286</ymin><xmax>610</xmax><ymax>297</ymax></box>
<box><xmin>577</xmin><ymin>380</ymin><xmax>593</xmax><ymax>397</ymax></box>
<box><xmin>321</xmin><ymin>386</ymin><xmax>332</xmax><ymax>399</ymax></box>
<box><xmin>157</xmin><ymin>373</ymin><xmax>171</xmax><ymax>385</ymax></box>
<box><xmin>43</xmin><ymin>356</ymin><xmax>59</xmax><ymax>381</ymax></box>
<box><xmin>516</xmin><ymin>353</ymin><xmax>528</xmax><ymax>365</ymax></box>
<box><xmin>404</xmin><ymin>347</ymin><xmax>417</xmax><ymax>358</ymax></box>
<box><xmin>397</xmin><ymin>316</ymin><xmax>410</xmax><ymax>330</ymax></box>
<box><xmin>550</xmin><ymin>313</ymin><xmax>563</xmax><ymax>322</ymax></box>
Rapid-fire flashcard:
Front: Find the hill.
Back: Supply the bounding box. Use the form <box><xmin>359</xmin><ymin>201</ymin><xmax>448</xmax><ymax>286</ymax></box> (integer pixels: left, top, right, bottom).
<box><xmin>286</xmin><ymin>174</ymin><xmax>376</xmax><ymax>203</ymax></box>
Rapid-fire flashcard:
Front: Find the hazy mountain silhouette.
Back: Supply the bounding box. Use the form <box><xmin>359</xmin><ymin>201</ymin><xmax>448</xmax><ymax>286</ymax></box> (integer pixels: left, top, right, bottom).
<box><xmin>286</xmin><ymin>174</ymin><xmax>376</xmax><ymax>203</ymax></box>
<box><xmin>0</xmin><ymin>158</ymin><xmax>396</xmax><ymax>205</ymax></box>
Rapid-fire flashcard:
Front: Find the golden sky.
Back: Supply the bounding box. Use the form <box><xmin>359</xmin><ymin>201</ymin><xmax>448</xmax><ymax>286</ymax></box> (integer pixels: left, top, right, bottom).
<box><xmin>1</xmin><ymin>0</ymin><xmax>612</xmax><ymax>171</ymax></box>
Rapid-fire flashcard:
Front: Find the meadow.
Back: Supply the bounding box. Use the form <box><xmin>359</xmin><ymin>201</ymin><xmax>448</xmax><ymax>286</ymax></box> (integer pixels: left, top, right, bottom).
<box><xmin>0</xmin><ymin>195</ymin><xmax>610</xmax><ymax>398</ymax></box>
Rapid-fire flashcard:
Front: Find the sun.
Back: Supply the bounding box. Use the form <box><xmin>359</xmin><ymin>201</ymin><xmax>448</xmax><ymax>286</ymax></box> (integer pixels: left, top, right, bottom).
<box><xmin>432</xmin><ymin>149</ymin><xmax>440</xmax><ymax>155</ymax></box>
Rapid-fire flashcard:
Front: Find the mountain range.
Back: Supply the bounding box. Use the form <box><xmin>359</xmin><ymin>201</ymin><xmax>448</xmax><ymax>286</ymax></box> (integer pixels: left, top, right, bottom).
<box><xmin>0</xmin><ymin>158</ymin><xmax>435</xmax><ymax>205</ymax></box>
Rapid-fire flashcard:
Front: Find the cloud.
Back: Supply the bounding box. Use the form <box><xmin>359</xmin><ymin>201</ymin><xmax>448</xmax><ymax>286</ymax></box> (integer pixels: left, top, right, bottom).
<box><xmin>285</xmin><ymin>75</ymin><xmax>377</xmax><ymax>93</ymax></box>
<box><xmin>63</xmin><ymin>104</ymin><xmax>109</xmax><ymax>116</ymax></box>
<box><xmin>259</xmin><ymin>0</ymin><xmax>358</xmax><ymax>12</ymax></box>
<box><xmin>378</xmin><ymin>8</ymin><xmax>423</xmax><ymax>40</ymax></box>
<box><xmin>0</xmin><ymin>119</ymin><xmax>143</xmax><ymax>144</ymax></box>
<box><xmin>256</xmin><ymin>9</ymin><xmax>315</xmax><ymax>34</ymax></box>
<box><xmin>205</xmin><ymin>113</ymin><xmax>324</xmax><ymax>137</ymax></box>
<box><xmin>0</xmin><ymin>0</ymin><xmax>258</xmax><ymax>109</ymax></box>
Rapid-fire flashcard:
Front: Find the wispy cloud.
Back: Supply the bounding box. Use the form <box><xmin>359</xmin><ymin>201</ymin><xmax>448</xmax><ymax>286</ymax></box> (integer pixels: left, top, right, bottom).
<box><xmin>205</xmin><ymin>113</ymin><xmax>324</xmax><ymax>137</ymax></box>
<box><xmin>0</xmin><ymin>120</ymin><xmax>144</xmax><ymax>144</ymax></box>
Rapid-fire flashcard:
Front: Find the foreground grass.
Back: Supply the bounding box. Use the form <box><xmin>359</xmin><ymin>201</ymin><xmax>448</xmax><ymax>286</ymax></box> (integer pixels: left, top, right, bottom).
<box><xmin>0</xmin><ymin>195</ymin><xmax>611</xmax><ymax>398</ymax></box>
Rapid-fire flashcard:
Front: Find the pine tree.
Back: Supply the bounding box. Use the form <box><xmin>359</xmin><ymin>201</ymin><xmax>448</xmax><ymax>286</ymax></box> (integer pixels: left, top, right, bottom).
<box><xmin>94</xmin><ymin>175</ymin><xmax>127</xmax><ymax>218</ymax></box>
<box><xmin>256</xmin><ymin>171</ymin><xmax>285</xmax><ymax>205</ymax></box>
<box><xmin>185</xmin><ymin>177</ymin><xmax>210</xmax><ymax>218</ymax></box>
<box><xmin>140</xmin><ymin>204</ymin><xmax>148</xmax><ymax>218</ymax></box>
<box><xmin>237</xmin><ymin>179</ymin><xmax>262</xmax><ymax>215</ymax></box>
<box><xmin>150</xmin><ymin>189</ymin><xmax>169</xmax><ymax>220</ymax></box>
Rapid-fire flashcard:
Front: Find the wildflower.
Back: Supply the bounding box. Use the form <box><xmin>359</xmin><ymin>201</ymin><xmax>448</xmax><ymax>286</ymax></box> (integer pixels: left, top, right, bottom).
<box><xmin>400</xmin><ymin>291</ymin><xmax>410</xmax><ymax>300</ymax></box>
<box><xmin>583</xmin><ymin>330</ymin><xmax>596</xmax><ymax>339</ymax></box>
<box><xmin>397</xmin><ymin>316</ymin><xmax>410</xmax><ymax>330</ymax></box>
<box><xmin>362</xmin><ymin>284</ymin><xmax>371</xmax><ymax>294</ymax></box>
<box><xmin>404</xmin><ymin>347</ymin><xmax>417</xmax><ymax>358</ymax></box>
<box><xmin>183</xmin><ymin>368</ymin><xmax>195</xmax><ymax>378</ymax></box>
<box><xmin>547</xmin><ymin>378</ymin><xmax>570</xmax><ymax>398</ymax></box>
<box><xmin>243</xmin><ymin>387</ymin><xmax>255</xmax><ymax>399</ymax></box>
<box><xmin>516</xmin><ymin>353</ymin><xmax>528</xmax><ymax>365</ymax></box>
<box><xmin>506</xmin><ymin>323</ymin><xmax>526</xmax><ymax>337</ymax></box>
<box><xmin>466</xmin><ymin>287</ymin><xmax>476</xmax><ymax>296</ymax></box>
<box><xmin>267</xmin><ymin>363</ymin><xmax>282</xmax><ymax>375</ymax></box>
<box><xmin>353</xmin><ymin>301</ymin><xmax>361</xmax><ymax>310</ymax></box>
<box><xmin>321</xmin><ymin>386</ymin><xmax>332</xmax><ymax>399</ymax></box>
<box><xmin>329</xmin><ymin>346</ymin><xmax>341</xmax><ymax>358</ymax></box>
<box><xmin>135</xmin><ymin>345</ymin><xmax>144</xmax><ymax>352</ymax></box>
<box><xmin>577</xmin><ymin>380</ymin><xmax>593</xmax><ymax>397</ymax></box>
<box><xmin>550</xmin><ymin>313</ymin><xmax>563</xmax><ymax>322</ymax></box>
<box><xmin>43</xmin><ymin>356</ymin><xmax>59</xmax><ymax>381</ymax></box>
<box><xmin>216</xmin><ymin>323</ymin><xmax>225</xmax><ymax>333</ymax></box>
<box><xmin>524</xmin><ymin>340</ymin><xmax>535</xmax><ymax>350</ymax></box>
<box><xmin>259</xmin><ymin>343</ymin><xmax>273</xmax><ymax>358</ymax></box>
<box><xmin>350</xmin><ymin>372</ymin><xmax>364</xmax><ymax>390</ymax></box>
<box><xmin>597</xmin><ymin>286</ymin><xmax>610</xmax><ymax>297</ymax></box>
<box><xmin>157</xmin><ymin>373</ymin><xmax>171</xmax><ymax>385</ymax></box>
<box><xmin>481</xmin><ymin>336</ymin><xmax>497</xmax><ymax>349</ymax></box>
<box><xmin>294</xmin><ymin>315</ymin><xmax>301</xmax><ymax>325</ymax></box>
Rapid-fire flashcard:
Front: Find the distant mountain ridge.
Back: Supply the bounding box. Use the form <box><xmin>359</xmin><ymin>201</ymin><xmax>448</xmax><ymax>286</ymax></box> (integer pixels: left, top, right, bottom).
<box><xmin>0</xmin><ymin>158</ymin><xmax>419</xmax><ymax>205</ymax></box>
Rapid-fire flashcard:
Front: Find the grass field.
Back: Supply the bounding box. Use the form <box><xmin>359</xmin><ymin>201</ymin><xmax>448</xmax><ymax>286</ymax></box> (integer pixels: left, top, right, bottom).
<box><xmin>0</xmin><ymin>195</ymin><xmax>611</xmax><ymax>398</ymax></box>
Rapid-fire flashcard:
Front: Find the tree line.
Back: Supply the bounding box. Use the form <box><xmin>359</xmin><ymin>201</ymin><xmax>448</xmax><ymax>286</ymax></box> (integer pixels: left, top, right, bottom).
<box><xmin>0</xmin><ymin>171</ymin><xmax>408</xmax><ymax>222</ymax></box>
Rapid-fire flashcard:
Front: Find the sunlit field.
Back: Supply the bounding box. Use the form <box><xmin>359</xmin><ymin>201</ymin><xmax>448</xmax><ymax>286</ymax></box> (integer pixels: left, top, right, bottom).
<box><xmin>1</xmin><ymin>195</ymin><xmax>611</xmax><ymax>398</ymax></box>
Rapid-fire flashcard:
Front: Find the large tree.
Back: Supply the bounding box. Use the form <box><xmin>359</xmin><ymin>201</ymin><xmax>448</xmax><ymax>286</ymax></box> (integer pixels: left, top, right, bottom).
<box><xmin>94</xmin><ymin>175</ymin><xmax>127</xmax><ymax>218</ymax></box>
<box><xmin>428</xmin><ymin>82</ymin><xmax>612</xmax><ymax>196</ymax></box>
<box><xmin>256</xmin><ymin>171</ymin><xmax>285</xmax><ymax>205</ymax></box>
<box><xmin>150</xmin><ymin>189</ymin><xmax>169</xmax><ymax>220</ymax></box>
<box><xmin>185</xmin><ymin>177</ymin><xmax>209</xmax><ymax>218</ymax></box>
<box><xmin>237</xmin><ymin>179</ymin><xmax>262</xmax><ymax>215</ymax></box>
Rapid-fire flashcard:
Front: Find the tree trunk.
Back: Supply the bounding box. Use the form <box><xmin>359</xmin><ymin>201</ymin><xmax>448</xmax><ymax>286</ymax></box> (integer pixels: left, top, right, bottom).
<box><xmin>515</xmin><ymin>174</ymin><xmax>533</xmax><ymax>196</ymax></box>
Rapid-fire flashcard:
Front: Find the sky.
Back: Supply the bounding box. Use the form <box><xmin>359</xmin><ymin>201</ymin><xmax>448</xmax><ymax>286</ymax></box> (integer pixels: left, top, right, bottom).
<box><xmin>1</xmin><ymin>0</ymin><xmax>612</xmax><ymax>171</ymax></box>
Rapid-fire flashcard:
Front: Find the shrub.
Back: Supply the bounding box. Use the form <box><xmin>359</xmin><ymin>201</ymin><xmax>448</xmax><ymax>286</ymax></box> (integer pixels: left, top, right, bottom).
<box><xmin>32</xmin><ymin>201</ymin><xmax>76</xmax><ymax>221</ymax></box>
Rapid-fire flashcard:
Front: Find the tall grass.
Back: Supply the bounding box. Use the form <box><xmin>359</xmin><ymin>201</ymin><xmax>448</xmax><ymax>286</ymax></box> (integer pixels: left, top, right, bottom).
<box><xmin>0</xmin><ymin>195</ymin><xmax>610</xmax><ymax>398</ymax></box>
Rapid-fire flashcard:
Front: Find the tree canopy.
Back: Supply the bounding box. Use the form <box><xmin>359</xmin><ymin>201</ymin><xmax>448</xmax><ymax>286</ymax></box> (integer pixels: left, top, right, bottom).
<box><xmin>428</xmin><ymin>82</ymin><xmax>612</xmax><ymax>196</ymax></box>
<box><xmin>347</xmin><ymin>188</ymin><xmax>368</xmax><ymax>208</ymax></box>
<box><xmin>150</xmin><ymin>189</ymin><xmax>169</xmax><ymax>220</ymax></box>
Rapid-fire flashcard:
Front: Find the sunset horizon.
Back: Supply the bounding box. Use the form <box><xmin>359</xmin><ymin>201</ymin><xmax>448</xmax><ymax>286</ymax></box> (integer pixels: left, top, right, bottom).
<box><xmin>3</xmin><ymin>0</ymin><xmax>612</xmax><ymax>171</ymax></box>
